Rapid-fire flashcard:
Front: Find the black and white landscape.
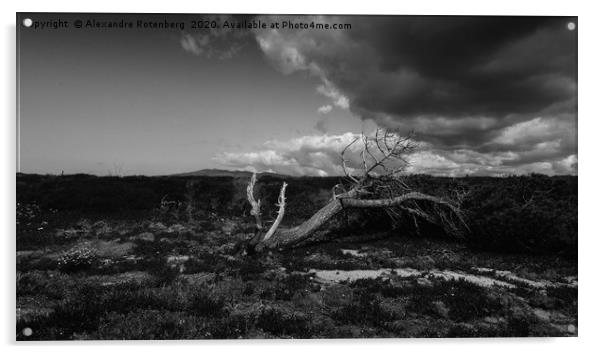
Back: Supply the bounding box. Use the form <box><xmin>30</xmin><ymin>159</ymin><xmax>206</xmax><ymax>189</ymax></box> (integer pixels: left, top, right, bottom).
<box><xmin>16</xmin><ymin>14</ymin><xmax>577</xmax><ymax>340</ymax></box>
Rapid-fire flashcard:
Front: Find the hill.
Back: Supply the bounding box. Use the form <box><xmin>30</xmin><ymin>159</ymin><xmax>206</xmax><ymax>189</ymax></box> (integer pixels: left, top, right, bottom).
<box><xmin>171</xmin><ymin>168</ymin><xmax>287</xmax><ymax>178</ymax></box>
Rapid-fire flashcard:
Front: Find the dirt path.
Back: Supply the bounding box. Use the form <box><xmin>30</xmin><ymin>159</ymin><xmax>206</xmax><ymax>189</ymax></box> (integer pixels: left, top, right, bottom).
<box><xmin>310</xmin><ymin>267</ymin><xmax>577</xmax><ymax>289</ymax></box>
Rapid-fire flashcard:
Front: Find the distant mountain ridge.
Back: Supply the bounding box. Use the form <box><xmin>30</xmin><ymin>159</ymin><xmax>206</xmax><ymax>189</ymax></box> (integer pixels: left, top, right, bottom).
<box><xmin>171</xmin><ymin>169</ymin><xmax>288</xmax><ymax>178</ymax></box>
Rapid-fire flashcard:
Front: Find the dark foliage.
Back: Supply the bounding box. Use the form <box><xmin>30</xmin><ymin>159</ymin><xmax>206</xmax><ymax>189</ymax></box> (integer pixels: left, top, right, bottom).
<box><xmin>256</xmin><ymin>307</ymin><xmax>313</xmax><ymax>337</ymax></box>
<box><xmin>260</xmin><ymin>273</ymin><xmax>313</xmax><ymax>301</ymax></box>
<box><xmin>348</xmin><ymin>277</ymin><xmax>503</xmax><ymax>321</ymax></box>
<box><xmin>188</xmin><ymin>290</ymin><xmax>226</xmax><ymax>318</ymax></box>
<box><xmin>331</xmin><ymin>289</ymin><xmax>397</xmax><ymax>326</ymax></box>
<box><xmin>17</xmin><ymin>173</ymin><xmax>577</xmax><ymax>256</ymax></box>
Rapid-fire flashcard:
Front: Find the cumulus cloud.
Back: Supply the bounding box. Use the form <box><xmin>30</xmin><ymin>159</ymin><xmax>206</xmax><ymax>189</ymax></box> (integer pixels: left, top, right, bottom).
<box><xmin>493</xmin><ymin>117</ymin><xmax>566</xmax><ymax>146</ymax></box>
<box><xmin>317</xmin><ymin>105</ymin><xmax>333</xmax><ymax>115</ymax></box>
<box><xmin>213</xmin><ymin>132</ymin><xmax>577</xmax><ymax>177</ymax></box>
<box><xmin>316</xmin><ymin>81</ymin><xmax>350</xmax><ymax>110</ymax></box>
<box><xmin>214</xmin><ymin>133</ymin><xmax>362</xmax><ymax>176</ymax></box>
<box><xmin>180</xmin><ymin>15</ymin><xmax>250</xmax><ymax>59</ymax></box>
<box><xmin>181</xmin><ymin>32</ymin><xmax>245</xmax><ymax>59</ymax></box>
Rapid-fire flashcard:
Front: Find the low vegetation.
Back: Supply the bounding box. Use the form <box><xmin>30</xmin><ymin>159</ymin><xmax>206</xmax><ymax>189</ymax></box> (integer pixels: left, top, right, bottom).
<box><xmin>16</xmin><ymin>173</ymin><xmax>577</xmax><ymax>339</ymax></box>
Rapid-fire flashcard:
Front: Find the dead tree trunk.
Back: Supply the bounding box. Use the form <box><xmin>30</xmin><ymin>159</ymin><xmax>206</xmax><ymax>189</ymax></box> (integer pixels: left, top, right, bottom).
<box><xmin>256</xmin><ymin>189</ymin><xmax>355</xmax><ymax>250</ymax></box>
<box><xmin>244</xmin><ymin>129</ymin><xmax>467</xmax><ymax>252</ymax></box>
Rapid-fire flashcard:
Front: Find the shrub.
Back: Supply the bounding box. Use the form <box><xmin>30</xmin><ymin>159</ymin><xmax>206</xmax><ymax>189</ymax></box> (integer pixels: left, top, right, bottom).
<box><xmin>331</xmin><ymin>289</ymin><xmax>397</xmax><ymax>327</ymax></box>
<box><xmin>204</xmin><ymin>312</ymin><xmax>254</xmax><ymax>339</ymax></box>
<box><xmin>97</xmin><ymin>310</ymin><xmax>205</xmax><ymax>339</ymax></box>
<box><xmin>188</xmin><ymin>290</ymin><xmax>226</xmax><ymax>318</ymax></box>
<box><xmin>348</xmin><ymin>278</ymin><xmax>408</xmax><ymax>298</ymax></box>
<box><xmin>406</xmin><ymin>278</ymin><xmax>503</xmax><ymax>321</ymax></box>
<box><xmin>57</xmin><ymin>247</ymin><xmax>98</xmax><ymax>273</ymax></box>
<box><xmin>256</xmin><ymin>307</ymin><xmax>312</xmax><ymax>337</ymax></box>
<box><xmin>260</xmin><ymin>273</ymin><xmax>313</xmax><ymax>301</ymax></box>
<box><xmin>16</xmin><ymin>202</ymin><xmax>43</xmax><ymax>228</ymax></box>
<box><xmin>17</xmin><ymin>282</ymin><xmax>193</xmax><ymax>340</ymax></box>
<box><xmin>226</xmin><ymin>257</ymin><xmax>269</xmax><ymax>279</ymax></box>
<box><xmin>348</xmin><ymin>277</ymin><xmax>503</xmax><ymax>322</ymax></box>
<box><xmin>458</xmin><ymin>175</ymin><xmax>577</xmax><ymax>256</ymax></box>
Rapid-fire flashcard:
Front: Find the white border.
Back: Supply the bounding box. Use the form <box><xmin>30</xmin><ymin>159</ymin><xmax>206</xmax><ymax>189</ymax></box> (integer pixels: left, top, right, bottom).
<box><xmin>2</xmin><ymin>1</ymin><xmax>599</xmax><ymax>353</ymax></box>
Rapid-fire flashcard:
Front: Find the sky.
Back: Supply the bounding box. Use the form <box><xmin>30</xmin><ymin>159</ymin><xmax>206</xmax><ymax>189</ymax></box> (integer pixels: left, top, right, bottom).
<box><xmin>17</xmin><ymin>14</ymin><xmax>577</xmax><ymax>177</ymax></box>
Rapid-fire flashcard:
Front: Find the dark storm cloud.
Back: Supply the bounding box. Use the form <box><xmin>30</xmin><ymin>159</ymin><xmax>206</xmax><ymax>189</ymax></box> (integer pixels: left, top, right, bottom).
<box><xmin>185</xmin><ymin>16</ymin><xmax>577</xmax><ymax>119</ymax></box>
<box><xmin>335</xmin><ymin>16</ymin><xmax>576</xmax><ymax>119</ymax></box>
<box><xmin>187</xmin><ymin>15</ymin><xmax>577</xmax><ymax>176</ymax></box>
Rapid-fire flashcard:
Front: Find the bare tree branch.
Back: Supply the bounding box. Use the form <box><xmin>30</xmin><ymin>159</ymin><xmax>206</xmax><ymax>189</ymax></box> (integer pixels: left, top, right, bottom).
<box><xmin>340</xmin><ymin>191</ymin><xmax>452</xmax><ymax>209</ymax></box>
<box><xmin>262</xmin><ymin>181</ymin><xmax>287</xmax><ymax>241</ymax></box>
<box><xmin>246</xmin><ymin>173</ymin><xmax>263</xmax><ymax>231</ymax></box>
<box><xmin>340</xmin><ymin>137</ymin><xmax>360</xmax><ymax>183</ymax></box>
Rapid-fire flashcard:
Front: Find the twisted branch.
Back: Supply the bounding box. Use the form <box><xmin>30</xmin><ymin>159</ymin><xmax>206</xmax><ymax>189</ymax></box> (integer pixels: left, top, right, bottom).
<box><xmin>263</xmin><ymin>181</ymin><xmax>287</xmax><ymax>241</ymax></box>
<box><xmin>246</xmin><ymin>173</ymin><xmax>262</xmax><ymax>231</ymax></box>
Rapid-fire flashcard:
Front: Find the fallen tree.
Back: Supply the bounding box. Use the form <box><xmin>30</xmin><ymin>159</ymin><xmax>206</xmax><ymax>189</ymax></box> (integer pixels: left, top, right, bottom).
<box><xmin>243</xmin><ymin>129</ymin><xmax>467</xmax><ymax>253</ymax></box>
